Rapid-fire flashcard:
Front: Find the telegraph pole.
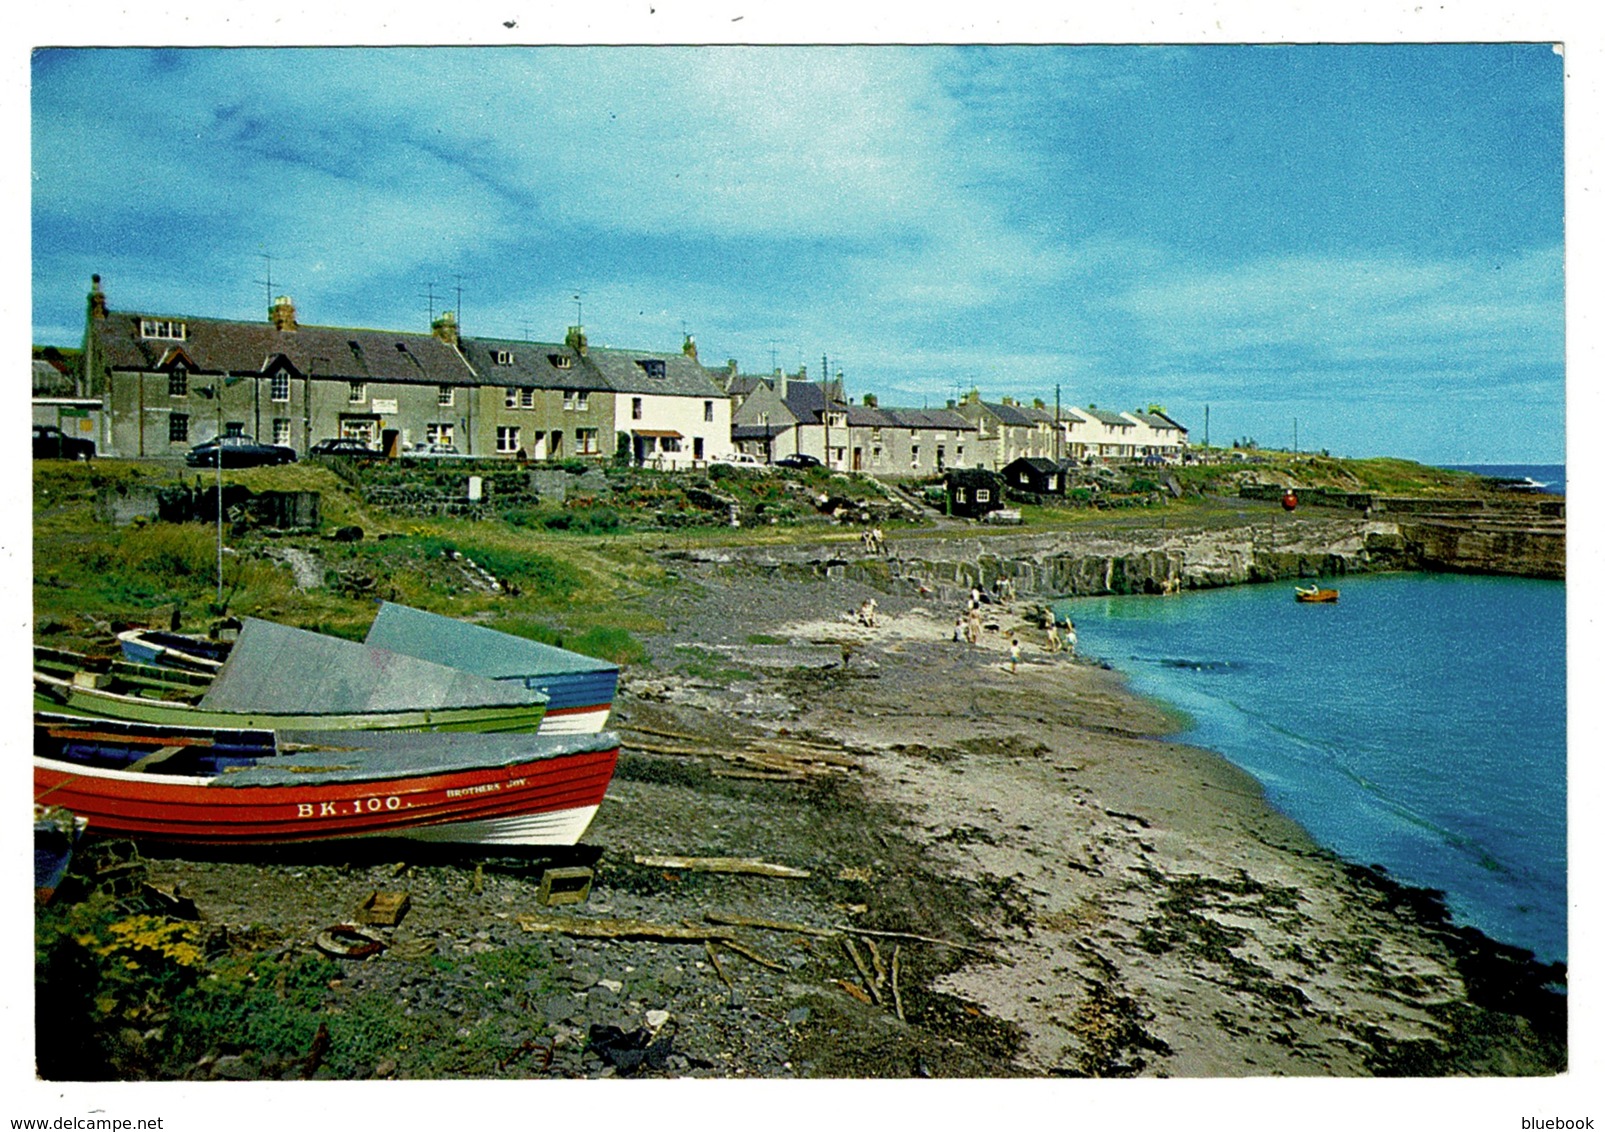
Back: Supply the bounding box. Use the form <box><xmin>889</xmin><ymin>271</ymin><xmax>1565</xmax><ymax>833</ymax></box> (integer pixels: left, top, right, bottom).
<box><xmin>1055</xmin><ymin>383</ymin><xmax>1062</xmax><ymax>462</ymax></box>
<box><xmin>821</xmin><ymin>353</ymin><xmax>830</xmax><ymax>469</ymax></box>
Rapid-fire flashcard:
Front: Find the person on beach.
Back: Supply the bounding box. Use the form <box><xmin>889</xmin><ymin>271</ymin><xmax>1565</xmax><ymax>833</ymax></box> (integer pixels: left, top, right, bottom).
<box><xmin>1046</xmin><ymin>621</ymin><xmax>1060</xmax><ymax>653</ymax></box>
<box><xmin>1063</xmin><ymin>619</ymin><xmax>1077</xmax><ymax>657</ymax></box>
<box><xmin>1009</xmin><ymin>634</ymin><xmax>1021</xmax><ymax>673</ymax></box>
<box><xmin>967</xmin><ymin>606</ymin><xmax>982</xmax><ymax>646</ymax></box>
<box><xmin>953</xmin><ymin>613</ymin><xmax>965</xmax><ymax>643</ymax></box>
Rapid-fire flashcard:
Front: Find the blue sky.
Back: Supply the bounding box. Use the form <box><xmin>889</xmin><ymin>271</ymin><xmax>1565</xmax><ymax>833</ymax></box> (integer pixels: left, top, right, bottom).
<box><xmin>31</xmin><ymin>41</ymin><xmax>1565</xmax><ymax>463</ymax></box>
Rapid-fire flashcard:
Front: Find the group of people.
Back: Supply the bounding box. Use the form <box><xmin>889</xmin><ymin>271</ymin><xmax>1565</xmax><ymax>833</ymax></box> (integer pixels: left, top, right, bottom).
<box><xmin>860</xmin><ymin>526</ymin><xmax>887</xmax><ymax>555</ymax></box>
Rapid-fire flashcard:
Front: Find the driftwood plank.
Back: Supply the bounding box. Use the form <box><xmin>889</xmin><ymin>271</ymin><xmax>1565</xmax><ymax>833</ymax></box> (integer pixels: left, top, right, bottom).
<box><xmin>841</xmin><ymin>937</ymin><xmax>882</xmax><ymax>1005</ymax></box>
<box><xmin>635</xmin><ymin>855</ymin><xmax>812</xmax><ymax>879</ymax></box>
<box><xmin>704</xmin><ymin>911</ymin><xmax>837</xmax><ymax>938</ymax></box>
<box><xmin>517</xmin><ymin>914</ymin><xmax>736</xmax><ymax>942</ymax></box>
<box><xmin>719</xmin><ymin>938</ymin><xmax>788</xmax><ymax>972</ymax></box>
<box><xmin>891</xmin><ymin>945</ymin><xmax>906</xmax><ymax>1022</ymax></box>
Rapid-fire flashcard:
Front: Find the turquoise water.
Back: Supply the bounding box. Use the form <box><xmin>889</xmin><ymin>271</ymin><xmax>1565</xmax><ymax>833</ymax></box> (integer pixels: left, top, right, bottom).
<box><xmin>1056</xmin><ymin>572</ymin><xmax>1567</xmax><ymax>965</ymax></box>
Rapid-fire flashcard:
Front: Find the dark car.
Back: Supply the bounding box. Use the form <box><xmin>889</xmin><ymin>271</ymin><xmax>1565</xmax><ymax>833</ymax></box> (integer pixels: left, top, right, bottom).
<box><xmin>33</xmin><ymin>424</ymin><xmax>96</xmax><ymax>460</ymax></box>
<box><xmin>309</xmin><ymin>437</ymin><xmax>383</xmax><ymax>460</ymax></box>
<box><xmin>774</xmin><ymin>453</ymin><xmax>823</xmax><ymax>469</ymax></box>
<box><xmin>185</xmin><ymin>435</ymin><xmax>298</xmax><ymax>468</ymax></box>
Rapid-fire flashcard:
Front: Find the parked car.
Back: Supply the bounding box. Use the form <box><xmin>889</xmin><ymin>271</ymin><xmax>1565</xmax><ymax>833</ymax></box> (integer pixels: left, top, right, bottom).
<box><xmin>185</xmin><ymin>435</ymin><xmax>297</xmax><ymax>468</ymax></box>
<box><xmin>709</xmin><ymin>452</ymin><xmax>770</xmax><ymax>471</ymax></box>
<box><xmin>33</xmin><ymin>424</ymin><xmax>95</xmax><ymax>461</ymax></box>
<box><xmin>774</xmin><ymin>453</ymin><xmax>823</xmax><ymax>470</ymax></box>
<box><xmin>310</xmin><ymin>437</ymin><xmax>383</xmax><ymax>459</ymax></box>
<box><xmin>400</xmin><ymin>442</ymin><xmax>462</xmax><ymax>459</ymax></box>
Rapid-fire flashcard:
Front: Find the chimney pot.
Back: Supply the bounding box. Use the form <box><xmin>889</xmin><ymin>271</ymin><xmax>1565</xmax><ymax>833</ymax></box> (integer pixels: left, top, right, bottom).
<box><xmin>269</xmin><ymin>294</ymin><xmax>298</xmax><ymax>331</ymax></box>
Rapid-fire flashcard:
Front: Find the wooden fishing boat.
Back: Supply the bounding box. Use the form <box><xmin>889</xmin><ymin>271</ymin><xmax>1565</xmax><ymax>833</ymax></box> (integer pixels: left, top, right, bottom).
<box><xmin>365</xmin><ymin>603</ymin><xmax>619</xmax><ymax>734</ymax></box>
<box><xmin>38</xmin><ymin>618</ymin><xmax>548</xmax><ymax>733</ymax></box>
<box><xmin>33</xmin><ymin>713</ymin><xmax>618</xmax><ymax>847</ymax></box>
<box><xmin>116</xmin><ymin>628</ymin><xmax>228</xmax><ymax>673</ymax></box>
<box><xmin>118</xmin><ymin>606</ymin><xmax>620</xmax><ymax>735</ymax></box>
<box><xmin>1294</xmin><ymin>585</ymin><xmax>1340</xmax><ymax>603</ymax></box>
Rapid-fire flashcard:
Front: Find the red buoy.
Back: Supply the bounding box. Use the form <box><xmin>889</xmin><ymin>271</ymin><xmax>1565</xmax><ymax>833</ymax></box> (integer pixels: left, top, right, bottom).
<box><xmin>1281</xmin><ymin>490</ymin><xmax>1298</xmax><ymax>511</ymax></box>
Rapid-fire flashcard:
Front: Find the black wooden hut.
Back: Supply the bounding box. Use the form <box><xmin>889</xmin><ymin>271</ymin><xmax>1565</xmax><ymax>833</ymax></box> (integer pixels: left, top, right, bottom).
<box><xmin>944</xmin><ymin>468</ymin><xmax>1007</xmax><ymax>519</ymax></box>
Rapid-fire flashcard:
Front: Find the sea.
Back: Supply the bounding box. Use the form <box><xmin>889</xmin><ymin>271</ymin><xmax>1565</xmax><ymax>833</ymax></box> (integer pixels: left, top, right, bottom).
<box><xmin>1055</xmin><ymin>566</ymin><xmax>1567</xmax><ymax>967</ymax></box>
<box><xmin>1440</xmin><ymin>462</ymin><xmax>1567</xmax><ymax>495</ymax></box>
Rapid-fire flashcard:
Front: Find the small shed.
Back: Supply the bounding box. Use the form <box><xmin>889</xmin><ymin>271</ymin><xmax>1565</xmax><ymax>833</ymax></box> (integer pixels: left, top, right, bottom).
<box><xmin>1002</xmin><ymin>456</ymin><xmax>1066</xmax><ymax>495</ymax></box>
<box><xmin>944</xmin><ymin>469</ymin><xmax>1006</xmax><ymax>519</ymax></box>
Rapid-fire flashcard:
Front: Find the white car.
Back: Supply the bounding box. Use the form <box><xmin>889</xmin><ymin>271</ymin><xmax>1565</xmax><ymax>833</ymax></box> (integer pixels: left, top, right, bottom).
<box><xmin>709</xmin><ymin>452</ymin><xmax>770</xmax><ymax>471</ymax></box>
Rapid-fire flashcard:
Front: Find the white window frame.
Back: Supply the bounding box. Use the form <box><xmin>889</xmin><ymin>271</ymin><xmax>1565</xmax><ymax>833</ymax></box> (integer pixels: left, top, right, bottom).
<box><xmin>505</xmin><ymin>387</ymin><xmax>519</xmax><ymax>409</ymax></box>
<box><xmin>426</xmin><ymin>423</ymin><xmax>455</xmax><ymax>447</ymax></box>
<box><xmin>271</xmin><ymin>372</ymin><xmax>290</xmax><ymax>402</ymax></box>
<box><xmin>575</xmin><ymin>392</ymin><xmax>589</xmax><ymax>412</ymax></box>
<box><xmin>976</xmin><ymin>489</ymin><xmax>991</xmax><ymax>503</ymax></box>
<box><xmin>168</xmin><ymin>367</ymin><xmax>188</xmax><ymax>398</ymax></box>
<box><xmin>438</xmin><ymin>385</ymin><xmax>455</xmax><ymax>407</ymax></box>
<box><xmin>632</xmin><ymin>397</ymin><xmax>643</xmax><ymax>421</ymax></box>
<box><xmin>704</xmin><ymin>400</ymin><xmax>714</xmax><ymax>422</ymax></box>
<box><xmin>576</xmin><ymin>428</ymin><xmax>599</xmax><ymax>454</ymax></box>
<box><xmin>563</xmin><ymin>391</ymin><xmax>575</xmax><ymax>411</ymax></box>
<box><xmin>496</xmin><ymin>425</ymin><xmax>521</xmax><ymax>454</ymax></box>
<box><xmin>273</xmin><ymin>418</ymin><xmax>292</xmax><ymax>446</ymax></box>
<box><xmin>140</xmin><ymin>319</ymin><xmax>187</xmax><ymax>341</ymax></box>
<box><xmin>349</xmin><ymin>381</ymin><xmax>366</xmax><ymax>403</ymax></box>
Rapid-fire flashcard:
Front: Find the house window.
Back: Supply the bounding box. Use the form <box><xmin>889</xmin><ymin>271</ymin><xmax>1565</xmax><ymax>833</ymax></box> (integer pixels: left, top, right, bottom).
<box><xmin>632</xmin><ymin>397</ymin><xmax>643</xmax><ymax>421</ymax></box>
<box><xmin>575</xmin><ymin>392</ymin><xmax>588</xmax><ymax>412</ymax></box>
<box><xmin>505</xmin><ymin>387</ymin><xmax>519</xmax><ymax>408</ymax></box>
<box><xmin>976</xmin><ymin>489</ymin><xmax>991</xmax><ymax>503</ymax></box>
<box><xmin>349</xmin><ymin>382</ymin><xmax>366</xmax><ymax>403</ymax></box>
<box><xmin>140</xmin><ymin>319</ymin><xmax>186</xmax><ymax>341</ymax></box>
<box><xmin>271</xmin><ymin>372</ymin><xmax>290</xmax><ymax>402</ymax></box>
<box><xmin>637</xmin><ymin>359</ymin><xmax>666</xmax><ymax>379</ymax></box>
<box><xmin>660</xmin><ymin>436</ymin><xmax>682</xmax><ymax>453</ymax></box>
<box><xmin>497</xmin><ymin>426</ymin><xmax>521</xmax><ymax>454</ymax></box>
<box><xmin>563</xmin><ymin>391</ymin><xmax>576</xmax><ymax>411</ymax></box>
<box><xmin>273</xmin><ymin>418</ymin><xmax>291</xmax><ymax>446</ymax></box>
<box><xmin>521</xmin><ymin>388</ymin><xmax>535</xmax><ymax>409</ymax></box>
<box><xmin>704</xmin><ymin>400</ymin><xmax>714</xmax><ymax>422</ymax></box>
<box><xmin>911</xmin><ymin>445</ymin><xmax>920</xmax><ymax>467</ymax></box>
<box><xmin>494</xmin><ymin>349</ymin><xmax>514</xmax><ymax>365</ymax></box>
<box><xmin>576</xmin><ymin>428</ymin><xmax>599</xmax><ymax>454</ymax></box>
<box><xmin>168</xmin><ymin>413</ymin><xmax>189</xmax><ymax>443</ymax></box>
<box><xmin>426</xmin><ymin>423</ymin><xmax>455</xmax><ymax>447</ymax></box>
<box><xmin>168</xmin><ymin>367</ymin><xmax>188</xmax><ymax>397</ymax></box>
<box><xmin>954</xmin><ymin>487</ymin><xmax>967</xmax><ymax>503</ymax></box>
<box><xmin>438</xmin><ymin>385</ymin><xmax>454</xmax><ymax>407</ymax></box>
<box><xmin>553</xmin><ymin>355</ymin><xmax>573</xmax><ymax>369</ymax></box>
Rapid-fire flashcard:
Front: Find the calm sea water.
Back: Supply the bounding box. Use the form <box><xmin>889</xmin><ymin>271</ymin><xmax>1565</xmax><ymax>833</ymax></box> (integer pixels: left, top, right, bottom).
<box><xmin>1056</xmin><ymin>572</ymin><xmax>1566</xmax><ymax>964</ymax></box>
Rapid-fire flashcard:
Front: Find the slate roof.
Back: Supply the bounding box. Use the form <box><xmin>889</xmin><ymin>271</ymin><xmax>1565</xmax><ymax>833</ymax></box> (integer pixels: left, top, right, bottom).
<box><xmin>1130</xmin><ymin>410</ymin><xmax>1188</xmax><ymax>433</ymax></box>
<box><xmin>456</xmin><ymin>337</ymin><xmax>611</xmax><ymax>392</ymax></box>
<box><xmin>1081</xmin><ymin>407</ymin><xmax>1136</xmax><ymax>427</ymax></box>
<box><xmin>881</xmin><ymin>408</ymin><xmax>976</xmax><ymax>431</ymax></box>
<box><xmin>583</xmin><ymin>345</ymin><xmax>726</xmax><ymax>398</ymax></box>
<box><xmin>780</xmin><ymin>380</ymin><xmax>847</xmax><ymax>423</ymax></box>
<box><xmin>978</xmin><ymin>401</ymin><xmax>1037</xmax><ymax>427</ymax></box>
<box><xmin>88</xmin><ymin>310</ymin><xmax>479</xmax><ymax>386</ymax></box>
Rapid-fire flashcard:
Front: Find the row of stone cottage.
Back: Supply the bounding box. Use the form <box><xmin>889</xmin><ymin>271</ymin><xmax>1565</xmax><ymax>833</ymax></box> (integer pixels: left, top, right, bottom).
<box><xmin>53</xmin><ymin>276</ymin><xmax>1187</xmax><ymax>473</ymax></box>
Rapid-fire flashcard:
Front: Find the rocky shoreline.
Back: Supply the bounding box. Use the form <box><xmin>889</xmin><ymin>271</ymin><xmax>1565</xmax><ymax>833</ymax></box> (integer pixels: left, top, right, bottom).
<box><xmin>97</xmin><ymin>547</ymin><xmax>1564</xmax><ymax>1082</ymax></box>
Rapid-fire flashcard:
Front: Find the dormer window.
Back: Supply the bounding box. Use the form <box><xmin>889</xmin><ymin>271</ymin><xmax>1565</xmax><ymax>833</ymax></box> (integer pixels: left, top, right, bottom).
<box><xmin>637</xmin><ymin>359</ymin><xmax>666</xmax><ymax>379</ymax></box>
<box><xmin>551</xmin><ymin>355</ymin><xmax>573</xmax><ymax>369</ymax></box>
<box><xmin>140</xmin><ymin>319</ymin><xmax>186</xmax><ymax>341</ymax></box>
<box><xmin>271</xmin><ymin>371</ymin><xmax>290</xmax><ymax>401</ymax></box>
<box><xmin>168</xmin><ymin>366</ymin><xmax>188</xmax><ymax>398</ymax></box>
<box><xmin>494</xmin><ymin>349</ymin><xmax>514</xmax><ymax>365</ymax></box>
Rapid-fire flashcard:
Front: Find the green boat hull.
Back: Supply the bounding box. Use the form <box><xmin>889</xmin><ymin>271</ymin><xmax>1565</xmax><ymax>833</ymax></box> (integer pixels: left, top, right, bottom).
<box><xmin>33</xmin><ymin>685</ymin><xmax>547</xmax><ymax>734</ymax></box>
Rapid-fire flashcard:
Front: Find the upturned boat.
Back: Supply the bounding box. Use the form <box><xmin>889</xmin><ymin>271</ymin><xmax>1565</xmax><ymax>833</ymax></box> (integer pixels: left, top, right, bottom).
<box><xmin>1294</xmin><ymin>585</ymin><xmax>1340</xmax><ymax>603</ymax></box>
<box><xmin>40</xmin><ymin>618</ymin><xmax>548</xmax><ymax>733</ymax></box>
<box><xmin>33</xmin><ymin>713</ymin><xmax>617</xmax><ymax>847</ymax></box>
<box><xmin>364</xmin><ymin>603</ymin><xmax>619</xmax><ymax>734</ymax></box>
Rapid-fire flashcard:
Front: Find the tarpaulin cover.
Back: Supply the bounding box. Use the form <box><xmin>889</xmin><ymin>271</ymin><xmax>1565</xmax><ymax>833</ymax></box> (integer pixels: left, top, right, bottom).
<box><xmin>365</xmin><ymin>603</ymin><xmax>617</xmax><ymax>680</ymax></box>
<box><xmin>199</xmin><ymin>618</ymin><xmax>548</xmax><ymax>715</ymax></box>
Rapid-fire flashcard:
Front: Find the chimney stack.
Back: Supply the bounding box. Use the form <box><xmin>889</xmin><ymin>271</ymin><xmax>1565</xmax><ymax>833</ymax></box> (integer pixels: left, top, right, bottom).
<box><xmin>269</xmin><ymin>294</ymin><xmax>298</xmax><ymax>331</ymax></box>
<box><xmin>87</xmin><ymin>274</ymin><xmax>107</xmax><ymax>319</ymax></box>
<box><xmin>432</xmin><ymin>309</ymin><xmax>460</xmax><ymax>347</ymax></box>
<box><xmin>682</xmin><ymin>333</ymin><xmax>698</xmax><ymax>361</ymax></box>
<box><xmin>565</xmin><ymin>325</ymin><xmax>588</xmax><ymax>356</ymax></box>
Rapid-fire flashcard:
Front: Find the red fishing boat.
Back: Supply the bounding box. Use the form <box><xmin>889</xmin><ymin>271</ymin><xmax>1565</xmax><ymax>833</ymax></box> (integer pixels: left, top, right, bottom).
<box><xmin>1294</xmin><ymin>585</ymin><xmax>1340</xmax><ymax>603</ymax></box>
<box><xmin>33</xmin><ymin>713</ymin><xmax>618</xmax><ymax>848</ymax></box>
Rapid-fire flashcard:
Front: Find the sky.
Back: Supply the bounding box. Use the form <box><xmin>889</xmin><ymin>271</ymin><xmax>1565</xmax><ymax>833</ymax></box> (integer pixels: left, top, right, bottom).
<box><xmin>29</xmin><ymin>39</ymin><xmax>1566</xmax><ymax>463</ymax></box>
